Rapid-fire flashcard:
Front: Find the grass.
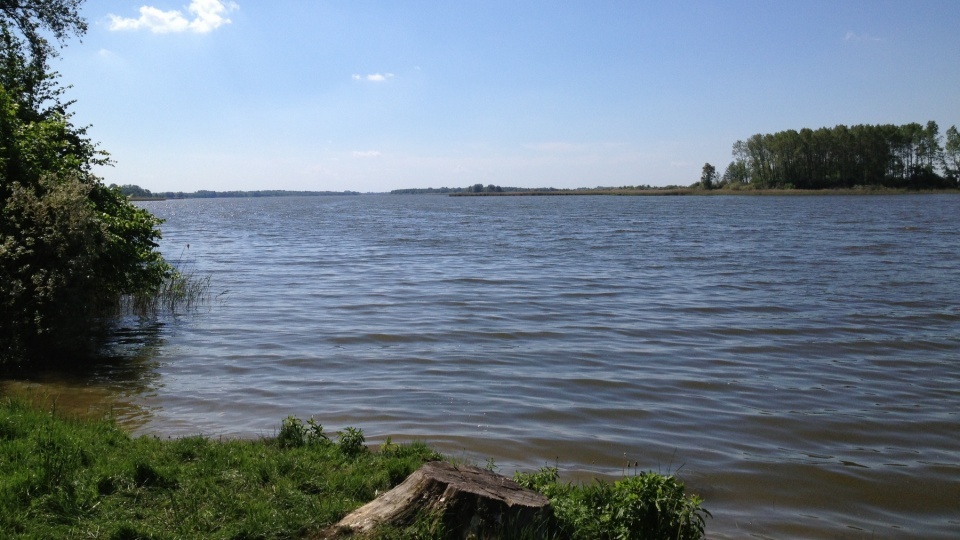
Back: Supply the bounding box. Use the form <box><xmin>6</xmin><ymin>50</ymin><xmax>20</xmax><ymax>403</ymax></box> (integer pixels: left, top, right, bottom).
<box><xmin>0</xmin><ymin>400</ymin><xmax>709</xmax><ymax>539</ymax></box>
<box><xmin>0</xmin><ymin>399</ymin><xmax>439</xmax><ymax>539</ymax></box>
<box><xmin>118</xmin><ymin>249</ymin><xmax>220</xmax><ymax>318</ymax></box>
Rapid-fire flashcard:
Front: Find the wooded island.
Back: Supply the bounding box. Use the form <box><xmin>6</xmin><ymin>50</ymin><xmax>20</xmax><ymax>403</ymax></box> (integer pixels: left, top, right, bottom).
<box><xmin>705</xmin><ymin>122</ymin><xmax>959</xmax><ymax>190</ymax></box>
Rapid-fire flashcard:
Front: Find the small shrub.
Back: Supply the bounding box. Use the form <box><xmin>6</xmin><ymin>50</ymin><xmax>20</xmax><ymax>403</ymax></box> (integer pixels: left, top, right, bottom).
<box><xmin>276</xmin><ymin>416</ymin><xmax>307</xmax><ymax>449</ymax></box>
<box><xmin>277</xmin><ymin>416</ymin><xmax>331</xmax><ymax>449</ymax></box>
<box><xmin>515</xmin><ymin>466</ymin><xmax>710</xmax><ymax>540</ymax></box>
<box><xmin>306</xmin><ymin>417</ymin><xmax>330</xmax><ymax>444</ymax></box>
<box><xmin>338</xmin><ymin>427</ymin><xmax>366</xmax><ymax>457</ymax></box>
<box><xmin>379</xmin><ymin>436</ymin><xmax>398</xmax><ymax>455</ymax></box>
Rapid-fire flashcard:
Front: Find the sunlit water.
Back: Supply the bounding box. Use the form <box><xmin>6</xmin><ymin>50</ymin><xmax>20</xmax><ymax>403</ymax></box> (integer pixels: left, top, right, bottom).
<box><xmin>4</xmin><ymin>194</ymin><xmax>959</xmax><ymax>538</ymax></box>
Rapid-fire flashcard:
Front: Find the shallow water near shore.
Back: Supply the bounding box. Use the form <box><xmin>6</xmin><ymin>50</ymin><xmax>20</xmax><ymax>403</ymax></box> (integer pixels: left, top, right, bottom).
<box><xmin>5</xmin><ymin>193</ymin><xmax>959</xmax><ymax>538</ymax></box>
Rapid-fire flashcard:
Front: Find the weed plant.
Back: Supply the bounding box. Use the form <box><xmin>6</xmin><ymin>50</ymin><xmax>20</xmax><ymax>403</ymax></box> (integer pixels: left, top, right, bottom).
<box><xmin>515</xmin><ymin>466</ymin><xmax>710</xmax><ymax>540</ymax></box>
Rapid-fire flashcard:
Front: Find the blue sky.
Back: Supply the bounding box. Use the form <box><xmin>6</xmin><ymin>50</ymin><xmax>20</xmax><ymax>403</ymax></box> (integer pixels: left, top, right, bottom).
<box><xmin>55</xmin><ymin>1</ymin><xmax>960</xmax><ymax>193</ymax></box>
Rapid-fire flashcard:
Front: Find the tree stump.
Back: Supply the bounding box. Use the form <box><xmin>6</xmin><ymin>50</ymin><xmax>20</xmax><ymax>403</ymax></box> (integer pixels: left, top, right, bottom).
<box><xmin>320</xmin><ymin>461</ymin><xmax>552</xmax><ymax>539</ymax></box>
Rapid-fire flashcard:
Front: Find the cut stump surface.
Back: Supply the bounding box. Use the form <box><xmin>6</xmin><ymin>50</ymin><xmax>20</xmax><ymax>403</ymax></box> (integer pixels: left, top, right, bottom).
<box><xmin>320</xmin><ymin>461</ymin><xmax>551</xmax><ymax>538</ymax></box>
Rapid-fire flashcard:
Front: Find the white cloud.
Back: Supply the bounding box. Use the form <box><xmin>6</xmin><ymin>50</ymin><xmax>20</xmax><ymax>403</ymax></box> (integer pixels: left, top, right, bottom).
<box><xmin>352</xmin><ymin>73</ymin><xmax>395</xmax><ymax>82</ymax></box>
<box><xmin>352</xmin><ymin>151</ymin><xmax>382</xmax><ymax>158</ymax></box>
<box><xmin>109</xmin><ymin>0</ymin><xmax>238</xmax><ymax>34</ymax></box>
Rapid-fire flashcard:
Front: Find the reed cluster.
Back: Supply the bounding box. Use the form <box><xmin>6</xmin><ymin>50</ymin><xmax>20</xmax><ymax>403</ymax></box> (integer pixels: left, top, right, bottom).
<box><xmin>118</xmin><ymin>262</ymin><xmax>215</xmax><ymax>318</ymax></box>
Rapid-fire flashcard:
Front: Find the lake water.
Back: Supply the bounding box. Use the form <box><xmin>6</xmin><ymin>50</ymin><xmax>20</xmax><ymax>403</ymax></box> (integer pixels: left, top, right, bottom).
<box><xmin>5</xmin><ymin>194</ymin><xmax>959</xmax><ymax>538</ymax></box>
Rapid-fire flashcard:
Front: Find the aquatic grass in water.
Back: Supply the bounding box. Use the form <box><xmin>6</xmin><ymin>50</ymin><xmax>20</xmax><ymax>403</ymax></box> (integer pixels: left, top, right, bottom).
<box><xmin>117</xmin><ymin>249</ymin><xmax>219</xmax><ymax>317</ymax></box>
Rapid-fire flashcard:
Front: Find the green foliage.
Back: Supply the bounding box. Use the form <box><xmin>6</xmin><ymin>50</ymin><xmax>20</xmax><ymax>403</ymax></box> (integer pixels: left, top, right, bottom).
<box><xmin>114</xmin><ymin>184</ymin><xmax>155</xmax><ymax>198</ymax></box>
<box><xmin>121</xmin><ymin>263</ymin><xmax>212</xmax><ymax>317</ymax></box>
<box><xmin>466</xmin><ymin>183</ymin><xmax>507</xmax><ymax>193</ymax></box>
<box><xmin>727</xmin><ymin>122</ymin><xmax>957</xmax><ymax>190</ymax></box>
<box><xmin>276</xmin><ymin>415</ymin><xmax>308</xmax><ymax>449</ymax></box>
<box><xmin>1</xmin><ymin>174</ymin><xmax>102</xmax><ymax>358</ymax></box>
<box><xmin>0</xmin><ymin>1</ymin><xmax>86</xmax><ymax>64</ymax></box>
<box><xmin>338</xmin><ymin>426</ymin><xmax>367</xmax><ymax>457</ymax></box>
<box><xmin>276</xmin><ymin>416</ymin><xmax>330</xmax><ymax>449</ymax></box>
<box><xmin>147</xmin><ymin>188</ymin><xmax>361</xmax><ymax>199</ymax></box>
<box><xmin>720</xmin><ymin>159</ymin><xmax>749</xmax><ymax>187</ymax></box>
<box><xmin>0</xmin><ymin>400</ymin><xmax>439</xmax><ymax>539</ymax></box>
<box><xmin>391</xmin><ymin>185</ymin><xmax>538</xmax><ymax>194</ymax></box>
<box><xmin>944</xmin><ymin>125</ymin><xmax>960</xmax><ymax>181</ymax></box>
<box><xmin>515</xmin><ymin>466</ymin><xmax>710</xmax><ymax>540</ymax></box>
<box><xmin>699</xmin><ymin>163</ymin><xmax>716</xmax><ymax>190</ymax></box>
<box><xmin>0</xmin><ymin>87</ymin><xmax>172</xmax><ymax>363</ymax></box>
<box><xmin>0</xmin><ymin>4</ymin><xmax>177</xmax><ymax>366</ymax></box>
<box><xmin>0</xmin><ymin>403</ymin><xmax>709</xmax><ymax>539</ymax></box>
<box><xmin>366</xmin><ymin>512</ymin><xmax>448</xmax><ymax>539</ymax></box>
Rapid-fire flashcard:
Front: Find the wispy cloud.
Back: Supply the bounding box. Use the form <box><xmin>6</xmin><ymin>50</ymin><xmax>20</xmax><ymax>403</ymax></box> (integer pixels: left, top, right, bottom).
<box><xmin>844</xmin><ymin>31</ymin><xmax>881</xmax><ymax>43</ymax></box>
<box><xmin>108</xmin><ymin>0</ymin><xmax>238</xmax><ymax>34</ymax></box>
<box><xmin>352</xmin><ymin>150</ymin><xmax>382</xmax><ymax>158</ymax></box>
<box><xmin>352</xmin><ymin>73</ymin><xmax>395</xmax><ymax>82</ymax></box>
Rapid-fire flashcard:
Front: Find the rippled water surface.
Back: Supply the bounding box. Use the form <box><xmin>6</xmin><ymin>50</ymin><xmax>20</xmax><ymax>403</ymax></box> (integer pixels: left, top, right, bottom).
<box><xmin>7</xmin><ymin>194</ymin><xmax>960</xmax><ymax>538</ymax></box>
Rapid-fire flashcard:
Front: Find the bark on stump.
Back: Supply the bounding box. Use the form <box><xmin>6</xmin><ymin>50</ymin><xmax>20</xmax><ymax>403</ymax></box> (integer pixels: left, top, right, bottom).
<box><xmin>320</xmin><ymin>461</ymin><xmax>552</xmax><ymax>539</ymax></box>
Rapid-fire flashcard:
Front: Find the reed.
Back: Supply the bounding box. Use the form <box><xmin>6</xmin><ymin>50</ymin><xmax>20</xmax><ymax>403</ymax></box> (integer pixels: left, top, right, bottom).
<box><xmin>117</xmin><ymin>251</ymin><xmax>218</xmax><ymax>318</ymax></box>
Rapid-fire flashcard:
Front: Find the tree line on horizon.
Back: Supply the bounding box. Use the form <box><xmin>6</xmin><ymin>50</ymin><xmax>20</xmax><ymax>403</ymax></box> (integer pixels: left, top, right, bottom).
<box><xmin>390</xmin><ymin>184</ymin><xmax>560</xmax><ymax>194</ymax></box>
<box><xmin>116</xmin><ymin>184</ymin><xmax>360</xmax><ymax>199</ymax></box>
<box><xmin>703</xmin><ymin>121</ymin><xmax>960</xmax><ymax>190</ymax></box>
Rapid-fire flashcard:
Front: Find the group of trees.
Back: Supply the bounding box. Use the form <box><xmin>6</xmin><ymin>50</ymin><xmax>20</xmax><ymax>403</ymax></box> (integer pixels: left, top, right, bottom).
<box><xmin>114</xmin><ymin>184</ymin><xmax>360</xmax><ymax>199</ymax></box>
<box><xmin>704</xmin><ymin>122</ymin><xmax>960</xmax><ymax>190</ymax></box>
<box><xmin>391</xmin><ymin>185</ymin><xmax>546</xmax><ymax>194</ymax></box>
<box><xmin>1</xmin><ymin>1</ymin><xmax>172</xmax><ymax>366</ymax></box>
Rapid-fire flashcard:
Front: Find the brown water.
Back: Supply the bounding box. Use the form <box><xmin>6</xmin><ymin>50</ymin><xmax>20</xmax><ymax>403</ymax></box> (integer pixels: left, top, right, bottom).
<box><xmin>4</xmin><ymin>194</ymin><xmax>959</xmax><ymax>538</ymax></box>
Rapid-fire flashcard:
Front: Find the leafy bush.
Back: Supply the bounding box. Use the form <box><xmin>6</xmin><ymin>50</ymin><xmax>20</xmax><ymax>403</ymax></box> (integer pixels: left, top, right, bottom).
<box><xmin>0</xmin><ymin>9</ymin><xmax>176</xmax><ymax>367</ymax></box>
<box><xmin>0</xmin><ymin>168</ymin><xmax>173</xmax><ymax>364</ymax></box>
<box><xmin>1</xmin><ymin>174</ymin><xmax>108</xmax><ymax>358</ymax></box>
<box><xmin>515</xmin><ymin>466</ymin><xmax>710</xmax><ymax>540</ymax></box>
<box><xmin>338</xmin><ymin>426</ymin><xmax>367</xmax><ymax>457</ymax></box>
<box><xmin>276</xmin><ymin>416</ymin><xmax>330</xmax><ymax>449</ymax></box>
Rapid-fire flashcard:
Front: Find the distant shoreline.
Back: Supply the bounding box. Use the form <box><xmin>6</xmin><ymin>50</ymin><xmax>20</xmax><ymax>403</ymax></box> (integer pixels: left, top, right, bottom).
<box><xmin>120</xmin><ymin>188</ymin><xmax>363</xmax><ymax>200</ymax></box>
<box><xmin>127</xmin><ymin>187</ymin><xmax>960</xmax><ymax>201</ymax></box>
<box><xmin>448</xmin><ymin>187</ymin><xmax>960</xmax><ymax>197</ymax></box>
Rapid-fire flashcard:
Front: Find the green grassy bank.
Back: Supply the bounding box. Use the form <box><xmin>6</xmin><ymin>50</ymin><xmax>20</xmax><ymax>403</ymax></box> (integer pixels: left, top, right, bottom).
<box><xmin>0</xmin><ymin>399</ymin><xmax>708</xmax><ymax>539</ymax></box>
